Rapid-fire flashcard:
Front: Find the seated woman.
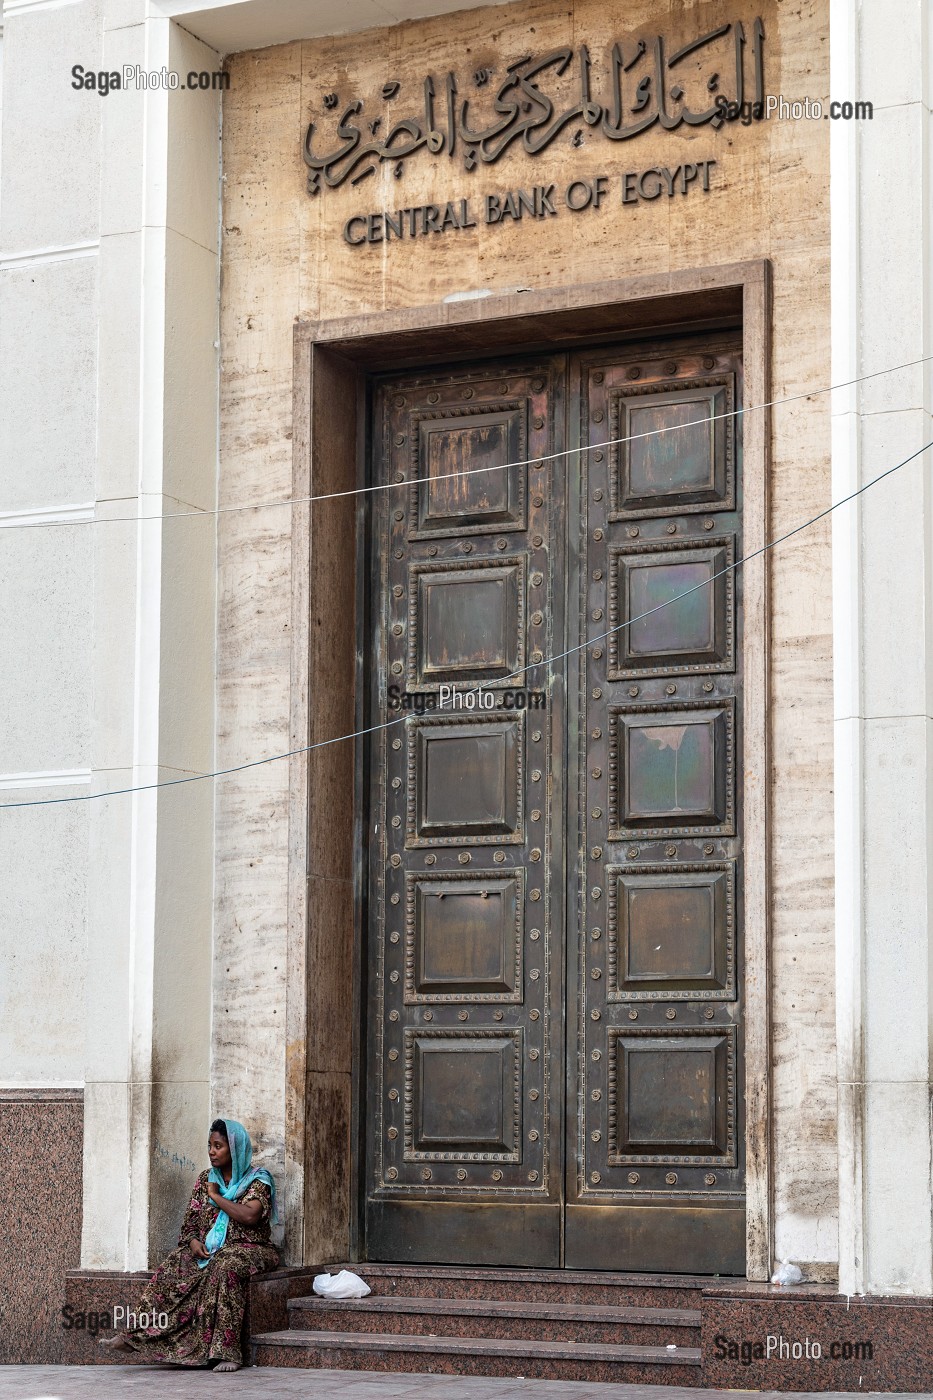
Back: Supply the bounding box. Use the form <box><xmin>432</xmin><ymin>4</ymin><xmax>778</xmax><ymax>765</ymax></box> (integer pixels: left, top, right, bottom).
<box><xmin>101</xmin><ymin>1118</ymin><xmax>279</xmax><ymax>1372</ymax></box>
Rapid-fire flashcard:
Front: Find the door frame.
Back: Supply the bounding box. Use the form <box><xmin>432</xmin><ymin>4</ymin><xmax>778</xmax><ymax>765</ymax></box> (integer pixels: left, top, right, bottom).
<box><xmin>288</xmin><ymin>261</ymin><xmax>772</xmax><ymax>1278</ymax></box>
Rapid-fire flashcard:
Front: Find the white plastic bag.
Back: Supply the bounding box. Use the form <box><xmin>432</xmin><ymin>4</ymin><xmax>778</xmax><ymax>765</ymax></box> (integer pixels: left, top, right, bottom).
<box><xmin>770</xmin><ymin>1261</ymin><xmax>803</xmax><ymax>1286</ymax></box>
<box><xmin>312</xmin><ymin>1269</ymin><xmax>371</xmax><ymax>1300</ymax></box>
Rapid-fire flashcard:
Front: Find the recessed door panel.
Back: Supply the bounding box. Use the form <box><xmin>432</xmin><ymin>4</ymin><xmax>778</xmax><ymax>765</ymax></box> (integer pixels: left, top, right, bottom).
<box><xmin>608</xmin><ymin>1027</ymin><xmax>737</xmax><ymax>1164</ymax></box>
<box><xmin>412</xmin><ymin>406</ymin><xmax>527</xmax><ymax>536</ymax></box>
<box><xmin>607</xmin><ymin>862</ymin><xmax>735</xmax><ymax>999</ymax></box>
<box><xmin>609</xmin><ymin>378</ymin><xmax>735</xmax><ymax>516</ymax></box>
<box><xmin>410</xmin><ymin>559</ymin><xmax>525</xmax><ymax>687</ymax></box>
<box><xmin>411</xmin><ymin>716</ymin><xmax>524</xmax><ymax>844</ymax></box>
<box><xmin>406</xmin><ymin>871</ymin><xmax>524</xmax><ymax>1002</ymax></box>
<box><xmin>406</xmin><ymin>1030</ymin><xmax>522</xmax><ymax>1157</ymax></box>
<box><xmin>608</xmin><ymin>539</ymin><xmax>734</xmax><ymax>676</ymax></box>
<box><xmin>609</xmin><ymin>700</ymin><xmax>735</xmax><ymax>838</ymax></box>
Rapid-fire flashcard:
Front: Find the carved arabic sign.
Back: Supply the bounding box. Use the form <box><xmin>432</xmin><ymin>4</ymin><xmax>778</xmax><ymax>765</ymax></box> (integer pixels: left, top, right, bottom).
<box><xmin>303</xmin><ymin>19</ymin><xmax>764</xmax><ymax>195</ymax></box>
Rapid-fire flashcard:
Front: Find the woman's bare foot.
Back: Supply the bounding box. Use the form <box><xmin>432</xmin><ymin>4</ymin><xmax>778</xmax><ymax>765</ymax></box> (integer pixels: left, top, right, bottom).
<box><xmin>98</xmin><ymin>1333</ymin><xmax>132</xmax><ymax>1351</ymax></box>
<box><xmin>213</xmin><ymin>1361</ymin><xmax>241</xmax><ymax>1372</ymax></box>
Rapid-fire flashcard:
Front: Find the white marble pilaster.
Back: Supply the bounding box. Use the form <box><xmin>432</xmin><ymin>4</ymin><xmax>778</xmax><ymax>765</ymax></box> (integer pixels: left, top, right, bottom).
<box><xmin>82</xmin><ymin>11</ymin><xmax>221</xmax><ymax>1270</ymax></box>
<box><xmin>831</xmin><ymin>0</ymin><xmax>933</xmax><ymax>1299</ymax></box>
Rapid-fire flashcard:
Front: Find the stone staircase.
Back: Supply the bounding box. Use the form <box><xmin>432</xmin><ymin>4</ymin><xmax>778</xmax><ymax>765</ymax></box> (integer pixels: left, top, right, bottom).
<box><xmin>251</xmin><ymin>1264</ymin><xmax>704</xmax><ymax>1383</ymax></box>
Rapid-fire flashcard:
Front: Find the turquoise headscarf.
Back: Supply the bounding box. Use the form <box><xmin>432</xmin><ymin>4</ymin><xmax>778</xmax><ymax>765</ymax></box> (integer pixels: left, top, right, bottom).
<box><xmin>199</xmin><ymin>1118</ymin><xmax>278</xmax><ymax>1268</ymax></box>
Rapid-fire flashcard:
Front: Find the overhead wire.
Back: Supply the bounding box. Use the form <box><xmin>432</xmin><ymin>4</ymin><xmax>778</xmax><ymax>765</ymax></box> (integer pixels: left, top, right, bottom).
<box><xmin>1</xmin><ymin>351</ymin><xmax>932</xmax><ymax>529</ymax></box>
<box><xmin>2</xmin><ymin>435</ymin><xmax>928</xmax><ymax>812</ymax></box>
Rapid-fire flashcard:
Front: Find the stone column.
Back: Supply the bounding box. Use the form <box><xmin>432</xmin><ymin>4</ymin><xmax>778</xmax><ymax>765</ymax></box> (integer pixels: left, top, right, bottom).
<box><xmin>81</xmin><ymin>6</ymin><xmax>221</xmax><ymax>1269</ymax></box>
<box><xmin>831</xmin><ymin>0</ymin><xmax>933</xmax><ymax>1297</ymax></box>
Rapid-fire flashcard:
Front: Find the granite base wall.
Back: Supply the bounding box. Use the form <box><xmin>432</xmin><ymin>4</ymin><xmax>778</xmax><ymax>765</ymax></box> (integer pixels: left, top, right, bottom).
<box><xmin>60</xmin><ymin>1267</ymin><xmax>933</xmax><ymax>1389</ymax></box>
<box><xmin>0</xmin><ymin>1089</ymin><xmax>83</xmax><ymax>1363</ymax></box>
<box><xmin>60</xmin><ymin>1265</ymin><xmax>311</xmax><ymax>1365</ymax></box>
<box><xmin>61</xmin><ymin>1271</ymin><xmax>152</xmax><ymax>1364</ymax></box>
<box><xmin>702</xmin><ymin>1286</ymin><xmax>933</xmax><ymax>1392</ymax></box>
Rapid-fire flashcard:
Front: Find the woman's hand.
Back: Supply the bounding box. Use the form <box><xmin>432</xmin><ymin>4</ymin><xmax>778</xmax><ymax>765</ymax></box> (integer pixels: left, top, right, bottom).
<box><xmin>204</xmin><ymin>1181</ymin><xmax>263</xmax><ymax>1227</ymax></box>
<box><xmin>189</xmin><ymin>1238</ymin><xmax>210</xmax><ymax>1260</ymax></box>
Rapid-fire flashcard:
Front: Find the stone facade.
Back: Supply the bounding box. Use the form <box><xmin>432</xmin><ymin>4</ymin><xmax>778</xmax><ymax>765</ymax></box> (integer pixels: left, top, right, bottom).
<box><xmin>0</xmin><ymin>0</ymin><xmax>930</xmax><ymax>1371</ymax></box>
<box><xmin>216</xmin><ymin>0</ymin><xmax>835</xmax><ymax>1275</ymax></box>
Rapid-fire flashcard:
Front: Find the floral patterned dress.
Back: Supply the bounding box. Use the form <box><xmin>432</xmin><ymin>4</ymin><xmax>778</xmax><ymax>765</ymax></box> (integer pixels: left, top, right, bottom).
<box><xmin>122</xmin><ymin>1169</ymin><xmax>279</xmax><ymax>1367</ymax></box>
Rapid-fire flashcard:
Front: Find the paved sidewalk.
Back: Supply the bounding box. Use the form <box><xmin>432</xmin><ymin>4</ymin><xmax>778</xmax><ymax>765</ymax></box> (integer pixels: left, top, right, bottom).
<box><xmin>0</xmin><ymin>1368</ymin><xmax>915</xmax><ymax>1400</ymax></box>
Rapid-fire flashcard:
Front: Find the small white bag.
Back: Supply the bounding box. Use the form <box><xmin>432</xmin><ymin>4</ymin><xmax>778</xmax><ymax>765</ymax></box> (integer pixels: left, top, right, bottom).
<box><xmin>312</xmin><ymin>1269</ymin><xmax>372</xmax><ymax>1300</ymax></box>
<box><xmin>770</xmin><ymin>1261</ymin><xmax>803</xmax><ymax>1286</ymax></box>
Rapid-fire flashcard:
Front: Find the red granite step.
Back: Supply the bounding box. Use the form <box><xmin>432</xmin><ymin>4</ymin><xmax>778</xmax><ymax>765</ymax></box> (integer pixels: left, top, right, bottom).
<box><xmin>287</xmin><ymin>1293</ymin><xmax>700</xmax><ymax>1346</ymax></box>
<box><xmin>321</xmin><ymin>1262</ymin><xmax>710</xmax><ymax>1309</ymax></box>
<box><xmin>252</xmin><ymin>1328</ymin><xmax>702</xmax><ymax>1383</ymax></box>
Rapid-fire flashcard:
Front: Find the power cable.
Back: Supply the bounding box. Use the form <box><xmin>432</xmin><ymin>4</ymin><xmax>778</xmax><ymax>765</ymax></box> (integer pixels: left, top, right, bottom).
<box><xmin>2</xmin><ymin>436</ymin><xmax>928</xmax><ymax>812</ymax></box>
<box><xmin>2</xmin><ymin>353</ymin><xmax>932</xmax><ymax>530</ymax></box>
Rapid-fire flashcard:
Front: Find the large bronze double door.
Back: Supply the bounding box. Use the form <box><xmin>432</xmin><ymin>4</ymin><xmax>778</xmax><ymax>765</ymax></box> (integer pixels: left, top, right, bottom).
<box><xmin>363</xmin><ymin>337</ymin><xmax>746</xmax><ymax>1273</ymax></box>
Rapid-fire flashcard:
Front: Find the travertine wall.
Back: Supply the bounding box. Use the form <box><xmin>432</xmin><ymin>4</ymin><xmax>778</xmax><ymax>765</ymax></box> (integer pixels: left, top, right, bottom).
<box><xmin>217</xmin><ymin>0</ymin><xmax>833</xmax><ymax>1268</ymax></box>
